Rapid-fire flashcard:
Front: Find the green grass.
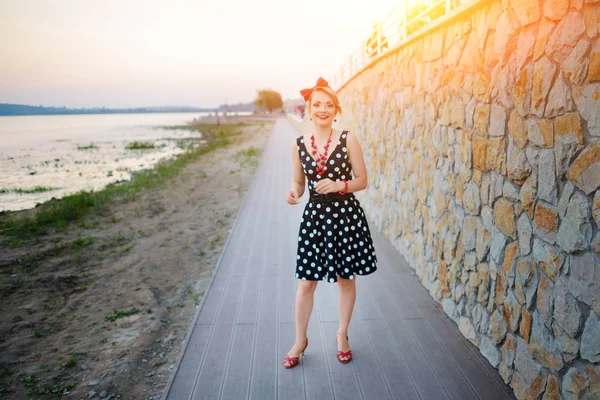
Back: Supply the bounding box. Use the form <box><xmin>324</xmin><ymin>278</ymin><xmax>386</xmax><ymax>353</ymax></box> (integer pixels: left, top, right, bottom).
<box><xmin>125</xmin><ymin>141</ymin><xmax>154</xmax><ymax>150</ymax></box>
<box><xmin>77</xmin><ymin>143</ymin><xmax>98</xmax><ymax>150</ymax></box>
<box><xmin>0</xmin><ymin>122</ymin><xmax>246</xmax><ymax>243</ymax></box>
<box><xmin>104</xmin><ymin>307</ymin><xmax>138</xmax><ymax>322</ymax></box>
<box><xmin>0</xmin><ymin>186</ymin><xmax>59</xmax><ymax>194</ymax></box>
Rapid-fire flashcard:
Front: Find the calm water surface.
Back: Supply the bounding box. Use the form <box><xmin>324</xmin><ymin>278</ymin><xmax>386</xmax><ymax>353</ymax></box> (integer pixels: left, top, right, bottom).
<box><xmin>0</xmin><ymin>112</ymin><xmax>233</xmax><ymax>212</ymax></box>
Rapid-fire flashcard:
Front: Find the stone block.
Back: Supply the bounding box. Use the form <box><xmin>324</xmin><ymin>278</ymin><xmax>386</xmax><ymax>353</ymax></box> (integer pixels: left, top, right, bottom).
<box><xmin>508</xmin><ymin>140</ymin><xmax>533</xmax><ymax>185</ymax></box>
<box><xmin>557</xmin><ymin>191</ymin><xmax>593</xmax><ymax>252</ymax></box>
<box><xmin>526</xmin><ymin>118</ymin><xmax>553</xmax><ymax>148</ymax></box>
<box><xmin>494</xmin><ymin>10</ymin><xmax>519</xmax><ymax>63</ymax></box>
<box><xmin>568</xmin><ymin>253</ymin><xmax>600</xmax><ymax>315</ymax></box>
<box><xmin>536</xmin><ymin>274</ymin><xmax>555</xmax><ymax>325</ymax></box>
<box><xmin>463</xmin><ymin>182</ymin><xmax>481</xmax><ymax>215</ymax></box>
<box><xmin>504</xmin><ymin>290</ymin><xmax>522</xmax><ymax>332</ymax></box>
<box><xmin>510</xmin><ymin>0</ymin><xmax>541</xmax><ymax>26</ymax></box>
<box><xmin>512</xmin><ymin>65</ymin><xmax>532</xmax><ymax>116</ymax></box>
<box><xmin>532</xmin><ymin>238</ymin><xmax>565</xmax><ymax>280</ymax></box>
<box><xmin>562</xmin><ymin>367</ymin><xmax>590</xmax><ymax>399</ymax></box>
<box><xmin>534</xmin><ymin>201</ymin><xmax>558</xmax><ymax>244</ymax></box>
<box><xmin>542</xmin><ymin>375</ymin><xmax>560</xmax><ymax>400</ymax></box>
<box><xmin>517</xmin><ymin>214</ymin><xmax>533</xmax><ymax>255</ymax></box>
<box><xmin>520</xmin><ymin>175</ymin><xmax>537</xmax><ymax>219</ymax></box>
<box><xmin>508</xmin><ymin>111</ymin><xmax>528</xmax><ymax>149</ymax></box>
<box><xmin>521</xmin><ymin>307</ymin><xmax>533</xmax><ymax>342</ymax></box>
<box><xmin>528</xmin><ymin>311</ymin><xmax>564</xmax><ymax>371</ymax></box>
<box><xmin>581</xmin><ymin>311</ymin><xmax>600</xmax><ymax>362</ymax></box>
<box><xmin>474</xmin><ymin>103</ymin><xmax>490</xmax><ymax>137</ymax></box>
<box><xmin>553</xmin><ymin>322</ymin><xmax>580</xmax><ymax>363</ymax></box>
<box><xmin>566</xmin><ymin>142</ymin><xmax>600</xmax><ymax>194</ymax></box>
<box><xmin>544</xmin><ymin>72</ymin><xmax>575</xmax><ymax>118</ymax></box>
<box><xmin>500</xmin><ymin>333</ymin><xmax>517</xmax><ymax>383</ymax></box>
<box><xmin>562</xmin><ymin>38</ymin><xmax>591</xmax><ymax>86</ymax></box>
<box><xmin>532</xmin><ymin>56</ymin><xmax>556</xmax><ymax>117</ymax></box>
<box><xmin>515</xmin><ymin>259</ymin><xmax>538</xmax><ymax>308</ymax></box>
<box><xmin>594</xmin><ymin>191</ymin><xmax>600</xmax><ymax>227</ymax></box>
<box><xmin>489</xmin><ymin>308</ymin><xmax>508</xmax><ymax>345</ymax></box>
<box><xmin>538</xmin><ymin>149</ymin><xmax>557</xmax><ymax>204</ymax></box>
<box><xmin>558</xmin><ymin>181</ymin><xmax>576</xmax><ymax>219</ymax></box>
<box><xmin>572</xmin><ymin>83</ymin><xmax>600</xmax><ymax>136</ymax></box>
<box><xmin>487</xmin><ymin>138</ymin><xmax>507</xmax><ymax>175</ymax></box>
<box><xmin>473</xmin><ymin>134</ymin><xmax>488</xmax><ymax>171</ymax></box>
<box><xmin>535</xmin><ymin>18</ymin><xmax>556</xmax><ymax>61</ymax></box>
<box><xmin>546</xmin><ymin>11</ymin><xmax>586</xmax><ymax>63</ymax></box>
<box><xmin>555</xmin><ymin>112</ymin><xmax>584</xmax><ymax>145</ymax></box>
<box><xmin>553</xmin><ymin>277</ymin><xmax>583</xmax><ymax>337</ymax></box>
<box><xmin>480</xmin><ymin>334</ymin><xmax>502</xmax><ymax>368</ymax></box>
<box><xmin>513</xmin><ymin>336</ymin><xmax>546</xmax><ymax>398</ymax></box>
<box><xmin>543</xmin><ymin>0</ymin><xmax>569</xmax><ymax>20</ymax></box>
<box><xmin>494</xmin><ymin>198</ymin><xmax>517</xmax><ymax>238</ymax></box>
<box><xmin>490</xmin><ymin>103</ymin><xmax>507</xmax><ymax>137</ymax></box>
<box><xmin>590</xmin><ymin>44</ymin><xmax>600</xmax><ymax>82</ymax></box>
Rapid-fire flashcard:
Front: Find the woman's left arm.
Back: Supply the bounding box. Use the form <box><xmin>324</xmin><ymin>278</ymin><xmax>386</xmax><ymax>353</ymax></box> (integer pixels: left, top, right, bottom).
<box><xmin>342</xmin><ymin>132</ymin><xmax>368</xmax><ymax>193</ymax></box>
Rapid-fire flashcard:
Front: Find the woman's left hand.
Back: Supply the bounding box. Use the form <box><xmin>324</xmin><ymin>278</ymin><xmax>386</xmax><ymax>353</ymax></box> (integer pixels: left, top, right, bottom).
<box><xmin>315</xmin><ymin>179</ymin><xmax>341</xmax><ymax>194</ymax></box>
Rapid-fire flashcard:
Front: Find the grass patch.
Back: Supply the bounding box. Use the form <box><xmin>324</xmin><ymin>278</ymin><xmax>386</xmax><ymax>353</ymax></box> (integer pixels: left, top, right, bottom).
<box><xmin>0</xmin><ymin>187</ymin><xmax>59</xmax><ymax>194</ymax></box>
<box><xmin>125</xmin><ymin>141</ymin><xmax>154</xmax><ymax>150</ymax></box>
<box><xmin>77</xmin><ymin>143</ymin><xmax>98</xmax><ymax>150</ymax></box>
<box><xmin>0</xmin><ymin>122</ymin><xmax>247</xmax><ymax>243</ymax></box>
<box><xmin>104</xmin><ymin>307</ymin><xmax>138</xmax><ymax>322</ymax></box>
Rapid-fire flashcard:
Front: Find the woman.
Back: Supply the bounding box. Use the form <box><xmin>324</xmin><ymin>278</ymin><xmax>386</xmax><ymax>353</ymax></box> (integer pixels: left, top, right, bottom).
<box><xmin>283</xmin><ymin>77</ymin><xmax>378</xmax><ymax>369</ymax></box>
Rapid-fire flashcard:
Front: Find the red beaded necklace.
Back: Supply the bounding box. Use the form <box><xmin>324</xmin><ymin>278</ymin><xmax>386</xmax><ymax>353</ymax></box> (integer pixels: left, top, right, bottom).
<box><xmin>310</xmin><ymin>129</ymin><xmax>333</xmax><ymax>177</ymax></box>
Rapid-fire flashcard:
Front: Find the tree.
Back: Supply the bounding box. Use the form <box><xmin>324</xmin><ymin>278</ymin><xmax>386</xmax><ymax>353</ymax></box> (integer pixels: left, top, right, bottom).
<box><xmin>255</xmin><ymin>89</ymin><xmax>283</xmax><ymax>113</ymax></box>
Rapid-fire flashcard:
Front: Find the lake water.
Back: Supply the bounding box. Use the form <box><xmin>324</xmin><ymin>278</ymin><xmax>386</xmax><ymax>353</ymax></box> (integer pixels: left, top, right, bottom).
<box><xmin>0</xmin><ymin>112</ymin><xmax>249</xmax><ymax>212</ymax></box>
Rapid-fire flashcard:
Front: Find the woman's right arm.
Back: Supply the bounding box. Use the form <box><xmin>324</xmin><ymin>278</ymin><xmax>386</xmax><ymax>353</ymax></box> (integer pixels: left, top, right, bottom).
<box><xmin>287</xmin><ymin>139</ymin><xmax>305</xmax><ymax>205</ymax></box>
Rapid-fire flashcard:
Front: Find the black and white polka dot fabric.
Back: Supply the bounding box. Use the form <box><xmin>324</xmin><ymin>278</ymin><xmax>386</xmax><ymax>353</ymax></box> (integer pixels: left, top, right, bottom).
<box><xmin>295</xmin><ymin>131</ymin><xmax>378</xmax><ymax>283</ymax></box>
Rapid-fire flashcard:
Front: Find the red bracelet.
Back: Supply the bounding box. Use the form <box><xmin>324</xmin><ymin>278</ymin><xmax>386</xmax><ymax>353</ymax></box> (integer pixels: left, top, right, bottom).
<box><xmin>338</xmin><ymin>180</ymin><xmax>348</xmax><ymax>195</ymax></box>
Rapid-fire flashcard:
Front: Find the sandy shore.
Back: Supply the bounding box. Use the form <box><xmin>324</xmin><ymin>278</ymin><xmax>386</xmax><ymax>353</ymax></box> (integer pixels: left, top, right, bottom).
<box><xmin>0</xmin><ymin>118</ymin><xmax>274</xmax><ymax>399</ymax></box>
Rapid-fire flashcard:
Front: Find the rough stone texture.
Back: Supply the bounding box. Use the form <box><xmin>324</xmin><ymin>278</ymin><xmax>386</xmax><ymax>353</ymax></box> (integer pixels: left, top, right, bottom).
<box><xmin>527</xmin><ymin>118</ymin><xmax>553</xmax><ymax>148</ymax></box>
<box><xmin>338</xmin><ymin>3</ymin><xmax>600</xmax><ymax>398</ymax></box>
<box><xmin>542</xmin><ymin>375</ymin><xmax>560</xmax><ymax>400</ymax></box>
<box><xmin>537</xmin><ymin>274</ymin><xmax>555</xmax><ymax>326</ymax></box>
<box><xmin>515</xmin><ymin>259</ymin><xmax>538</xmax><ymax>309</ymax></box>
<box><xmin>556</xmin><ymin>191</ymin><xmax>593</xmax><ymax>253</ymax></box>
<box><xmin>581</xmin><ymin>311</ymin><xmax>600</xmax><ymax>363</ymax></box>
<box><xmin>520</xmin><ymin>175</ymin><xmax>538</xmax><ymax>219</ymax></box>
<box><xmin>534</xmin><ymin>201</ymin><xmax>558</xmax><ymax>243</ymax></box>
<box><xmin>517</xmin><ymin>214</ymin><xmax>532</xmax><ymax>255</ymax></box>
<box><xmin>566</xmin><ymin>142</ymin><xmax>600</xmax><ymax>194</ymax></box>
<box><xmin>553</xmin><ymin>278</ymin><xmax>582</xmax><ymax>337</ymax></box>
<box><xmin>568</xmin><ymin>253</ymin><xmax>600</xmax><ymax>315</ymax></box>
<box><xmin>562</xmin><ymin>368</ymin><xmax>589</xmax><ymax>400</ymax></box>
<box><xmin>508</xmin><ymin>111</ymin><xmax>529</xmax><ymax>149</ymax></box>
<box><xmin>594</xmin><ymin>190</ymin><xmax>600</xmax><ymax>228</ymax></box>
<box><xmin>538</xmin><ymin>150</ymin><xmax>558</xmax><ymax>205</ymax></box>
<box><xmin>572</xmin><ymin>83</ymin><xmax>600</xmax><ymax>137</ymax></box>
<box><xmin>528</xmin><ymin>311</ymin><xmax>564</xmax><ymax>371</ymax></box>
<box><xmin>495</xmin><ymin>198</ymin><xmax>517</xmax><ymax>238</ymax></box>
<box><xmin>532</xmin><ymin>238</ymin><xmax>565</xmax><ymax>280</ymax></box>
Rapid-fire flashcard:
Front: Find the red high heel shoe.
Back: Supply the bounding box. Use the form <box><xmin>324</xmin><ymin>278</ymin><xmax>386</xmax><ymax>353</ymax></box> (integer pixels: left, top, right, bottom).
<box><xmin>336</xmin><ymin>335</ymin><xmax>352</xmax><ymax>364</ymax></box>
<box><xmin>283</xmin><ymin>338</ymin><xmax>309</xmax><ymax>369</ymax></box>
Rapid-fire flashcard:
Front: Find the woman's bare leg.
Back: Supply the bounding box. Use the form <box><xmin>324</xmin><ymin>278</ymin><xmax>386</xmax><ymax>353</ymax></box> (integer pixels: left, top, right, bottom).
<box><xmin>284</xmin><ymin>280</ymin><xmax>318</xmax><ymax>367</ymax></box>
<box><xmin>337</xmin><ymin>277</ymin><xmax>356</xmax><ymax>361</ymax></box>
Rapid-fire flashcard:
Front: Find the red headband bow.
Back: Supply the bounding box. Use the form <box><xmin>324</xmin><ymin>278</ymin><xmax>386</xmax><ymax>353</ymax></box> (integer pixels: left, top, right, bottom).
<box><xmin>300</xmin><ymin>77</ymin><xmax>330</xmax><ymax>102</ymax></box>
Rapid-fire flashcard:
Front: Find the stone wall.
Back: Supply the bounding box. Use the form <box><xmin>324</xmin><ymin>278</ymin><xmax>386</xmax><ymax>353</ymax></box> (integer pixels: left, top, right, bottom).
<box><xmin>337</xmin><ymin>0</ymin><xmax>600</xmax><ymax>398</ymax></box>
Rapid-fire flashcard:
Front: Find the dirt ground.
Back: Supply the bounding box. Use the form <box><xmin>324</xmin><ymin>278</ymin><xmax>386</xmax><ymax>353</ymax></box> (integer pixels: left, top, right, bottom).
<box><xmin>0</xmin><ymin>118</ymin><xmax>274</xmax><ymax>399</ymax></box>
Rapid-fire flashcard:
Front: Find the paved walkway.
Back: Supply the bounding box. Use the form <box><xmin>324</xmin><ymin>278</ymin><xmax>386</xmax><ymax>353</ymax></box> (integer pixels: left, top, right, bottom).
<box><xmin>162</xmin><ymin>119</ymin><xmax>515</xmax><ymax>400</ymax></box>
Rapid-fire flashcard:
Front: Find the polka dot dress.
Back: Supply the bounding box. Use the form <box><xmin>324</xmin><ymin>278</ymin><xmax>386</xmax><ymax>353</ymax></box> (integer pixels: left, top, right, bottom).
<box><xmin>295</xmin><ymin>131</ymin><xmax>378</xmax><ymax>283</ymax></box>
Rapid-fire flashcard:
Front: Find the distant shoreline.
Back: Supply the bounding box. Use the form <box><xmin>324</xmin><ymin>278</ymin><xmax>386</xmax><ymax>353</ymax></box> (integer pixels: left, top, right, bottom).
<box><xmin>0</xmin><ymin>103</ymin><xmax>256</xmax><ymax>117</ymax></box>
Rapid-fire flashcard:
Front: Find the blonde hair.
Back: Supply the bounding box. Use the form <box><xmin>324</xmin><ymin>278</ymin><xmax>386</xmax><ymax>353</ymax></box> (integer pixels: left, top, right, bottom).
<box><xmin>306</xmin><ymin>86</ymin><xmax>343</xmax><ymax>115</ymax></box>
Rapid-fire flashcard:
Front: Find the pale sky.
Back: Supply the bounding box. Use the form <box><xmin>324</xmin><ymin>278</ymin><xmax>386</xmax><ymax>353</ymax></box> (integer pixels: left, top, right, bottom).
<box><xmin>0</xmin><ymin>0</ymin><xmax>403</xmax><ymax>108</ymax></box>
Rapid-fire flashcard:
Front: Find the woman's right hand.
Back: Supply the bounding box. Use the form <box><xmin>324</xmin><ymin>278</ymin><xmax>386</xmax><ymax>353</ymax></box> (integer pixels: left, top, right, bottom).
<box><xmin>286</xmin><ymin>189</ymin><xmax>299</xmax><ymax>205</ymax></box>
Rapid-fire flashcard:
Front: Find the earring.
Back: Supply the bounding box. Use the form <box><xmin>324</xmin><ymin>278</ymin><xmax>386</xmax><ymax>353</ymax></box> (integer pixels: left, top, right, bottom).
<box><xmin>310</xmin><ymin>117</ymin><xmax>313</xmax><ymax>121</ymax></box>
<box><xmin>334</xmin><ymin>118</ymin><xmax>337</xmax><ymax>122</ymax></box>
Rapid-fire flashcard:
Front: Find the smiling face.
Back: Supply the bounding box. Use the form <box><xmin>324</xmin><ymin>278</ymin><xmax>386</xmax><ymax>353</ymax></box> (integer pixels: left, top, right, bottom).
<box><xmin>309</xmin><ymin>90</ymin><xmax>336</xmax><ymax>127</ymax></box>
